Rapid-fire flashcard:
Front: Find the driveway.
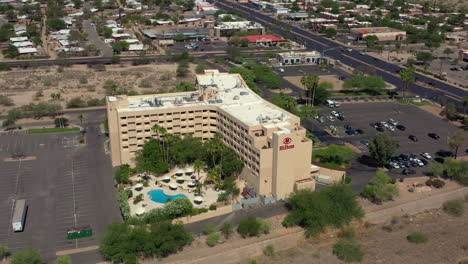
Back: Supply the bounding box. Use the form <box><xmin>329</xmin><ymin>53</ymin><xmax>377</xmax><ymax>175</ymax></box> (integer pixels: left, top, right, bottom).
<box><xmin>83</xmin><ymin>20</ymin><xmax>113</xmax><ymax>57</ymax></box>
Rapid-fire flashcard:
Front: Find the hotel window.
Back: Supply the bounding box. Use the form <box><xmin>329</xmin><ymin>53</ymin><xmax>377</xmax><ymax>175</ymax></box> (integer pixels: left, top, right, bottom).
<box><xmin>120</xmin><ymin>117</ymin><xmax>127</xmax><ymax>120</ymax></box>
<box><xmin>144</xmin><ymin>115</ymin><xmax>149</xmax><ymax>117</ymax></box>
<box><xmin>136</xmin><ymin>123</ymin><xmax>142</xmax><ymax>125</ymax></box>
<box><xmin>123</xmin><ymin>146</ymin><xmax>129</xmax><ymax>149</ymax></box>
<box><xmin>136</xmin><ymin>116</ymin><xmax>141</xmax><ymax>118</ymax></box>
<box><xmin>122</xmin><ymin>139</ymin><xmax>128</xmax><ymax>141</ymax></box>
<box><xmin>121</xmin><ymin>124</ymin><xmax>127</xmax><ymax>127</ymax></box>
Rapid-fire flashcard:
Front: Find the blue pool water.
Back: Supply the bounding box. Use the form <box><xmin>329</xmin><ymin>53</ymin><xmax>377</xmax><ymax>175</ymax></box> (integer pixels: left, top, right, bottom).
<box><xmin>147</xmin><ymin>189</ymin><xmax>187</xmax><ymax>204</ymax></box>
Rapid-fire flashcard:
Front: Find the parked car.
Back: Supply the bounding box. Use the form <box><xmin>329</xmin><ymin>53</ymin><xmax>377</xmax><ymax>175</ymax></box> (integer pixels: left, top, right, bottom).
<box><xmin>434</xmin><ymin>157</ymin><xmax>445</xmax><ymax>163</ymax></box>
<box><xmin>203</xmin><ymin>41</ymin><xmax>211</xmax><ymax>44</ymax></box>
<box><xmin>387</xmin><ymin>126</ymin><xmax>395</xmax><ymax>132</ymax></box>
<box><xmin>337</xmin><ymin>115</ymin><xmax>344</xmax><ymax>121</ymax></box>
<box><xmin>356</xmin><ymin>129</ymin><xmax>364</xmax><ymax>134</ymax></box>
<box><xmin>345</xmin><ymin>130</ymin><xmax>355</xmax><ymax>135</ymax></box>
<box><xmin>376</xmin><ymin>127</ymin><xmax>384</xmax><ymax>132</ymax></box>
<box><xmin>360</xmin><ymin>140</ymin><xmax>369</xmax><ymax>146</ymax></box>
<box><xmin>396</xmin><ymin>124</ymin><xmax>406</xmax><ymax>131</ymax></box>
<box><xmin>409</xmin><ymin>135</ymin><xmax>418</xmax><ymax>142</ymax></box>
<box><xmin>428</xmin><ymin>133</ymin><xmax>440</xmax><ymax>140</ymax></box>
<box><xmin>344</xmin><ymin>125</ymin><xmax>352</xmax><ymax>130</ymax></box>
<box><xmin>278</xmin><ymin>68</ymin><xmax>284</xmax><ymax>73</ymax></box>
<box><xmin>403</xmin><ymin>168</ymin><xmax>416</xmax><ymax>175</ymax></box>
<box><xmin>331</xmin><ymin>111</ymin><xmax>339</xmax><ymax>117</ymax></box>
<box><xmin>329</xmin><ymin>125</ymin><xmax>336</xmax><ymax>131</ymax></box>
<box><xmin>420</xmin><ymin>152</ymin><xmax>432</xmax><ymax>159</ymax></box>
<box><xmin>420</xmin><ymin>158</ymin><xmax>429</xmax><ymax>165</ymax></box>
<box><xmin>327</xmin><ymin>116</ymin><xmax>335</xmax><ymax>122</ymax></box>
<box><xmin>436</xmin><ymin>150</ymin><xmax>454</xmax><ymax>158</ymax></box>
<box><xmin>388</xmin><ymin>119</ymin><xmax>398</xmax><ymax>126</ymax></box>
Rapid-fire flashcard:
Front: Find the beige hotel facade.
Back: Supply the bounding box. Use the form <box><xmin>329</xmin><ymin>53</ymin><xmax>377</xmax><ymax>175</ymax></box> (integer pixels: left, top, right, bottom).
<box><xmin>106</xmin><ymin>70</ymin><xmax>318</xmax><ymax>199</ymax></box>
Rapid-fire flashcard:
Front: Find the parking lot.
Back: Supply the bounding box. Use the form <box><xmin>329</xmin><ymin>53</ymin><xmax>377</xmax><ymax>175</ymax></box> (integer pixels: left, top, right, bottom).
<box><xmin>171</xmin><ymin>39</ymin><xmax>228</xmax><ymax>53</ymax></box>
<box><xmin>303</xmin><ymin>102</ymin><xmax>467</xmax><ymax>188</ymax></box>
<box><xmin>0</xmin><ymin>122</ymin><xmax>120</xmax><ymax>262</ymax></box>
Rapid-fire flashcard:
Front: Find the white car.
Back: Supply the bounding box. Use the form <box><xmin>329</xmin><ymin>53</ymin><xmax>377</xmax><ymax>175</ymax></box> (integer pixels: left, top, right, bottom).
<box><xmin>329</xmin><ymin>125</ymin><xmax>336</xmax><ymax>130</ymax></box>
<box><xmin>387</xmin><ymin>126</ymin><xmax>395</xmax><ymax>132</ymax></box>
<box><xmin>327</xmin><ymin>116</ymin><xmax>335</xmax><ymax>122</ymax></box>
<box><xmin>278</xmin><ymin>68</ymin><xmax>284</xmax><ymax>73</ymax></box>
<box><xmin>390</xmin><ymin>162</ymin><xmax>400</xmax><ymax>169</ymax></box>
<box><xmin>331</xmin><ymin>111</ymin><xmax>339</xmax><ymax>117</ymax></box>
<box><xmin>388</xmin><ymin>119</ymin><xmax>398</xmax><ymax>126</ymax></box>
<box><xmin>421</xmin><ymin>152</ymin><xmax>432</xmax><ymax>159</ymax></box>
<box><xmin>415</xmin><ymin>159</ymin><xmax>424</xmax><ymax>167</ymax></box>
<box><xmin>334</xmin><ymin>102</ymin><xmax>341</xmax><ymax>107</ymax></box>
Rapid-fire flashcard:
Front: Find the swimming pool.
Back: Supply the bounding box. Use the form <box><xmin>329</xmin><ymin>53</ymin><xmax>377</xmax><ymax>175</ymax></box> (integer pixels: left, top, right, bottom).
<box><xmin>147</xmin><ymin>189</ymin><xmax>187</xmax><ymax>204</ymax></box>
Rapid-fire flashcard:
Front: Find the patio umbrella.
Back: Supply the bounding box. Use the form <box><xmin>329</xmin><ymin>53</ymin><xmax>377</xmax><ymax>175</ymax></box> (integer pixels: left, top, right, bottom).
<box><xmin>175</xmin><ymin>170</ymin><xmax>184</xmax><ymax>176</ymax></box>
<box><xmin>169</xmin><ymin>183</ymin><xmax>178</xmax><ymax>190</ymax></box>
<box><xmin>135</xmin><ymin>183</ymin><xmax>143</xmax><ymax>189</ymax></box>
<box><xmin>187</xmin><ymin>181</ymin><xmax>196</xmax><ymax>187</ymax></box>
<box><xmin>194</xmin><ymin>196</ymin><xmax>204</xmax><ymax>204</ymax></box>
<box><xmin>135</xmin><ymin>206</ymin><xmax>146</xmax><ymax>216</ymax></box>
<box><xmin>185</xmin><ymin>168</ymin><xmax>194</xmax><ymax>175</ymax></box>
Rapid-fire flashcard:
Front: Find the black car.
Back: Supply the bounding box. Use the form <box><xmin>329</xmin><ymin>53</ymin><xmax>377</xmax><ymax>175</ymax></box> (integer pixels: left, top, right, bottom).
<box><xmin>344</xmin><ymin>125</ymin><xmax>352</xmax><ymax>130</ymax></box>
<box><xmin>337</xmin><ymin>116</ymin><xmax>344</xmax><ymax>121</ymax></box>
<box><xmin>396</xmin><ymin>124</ymin><xmax>406</xmax><ymax>131</ymax></box>
<box><xmin>436</xmin><ymin>150</ymin><xmax>454</xmax><ymax>158</ymax></box>
<box><xmin>370</xmin><ymin>123</ymin><xmax>378</xmax><ymax>128</ymax></box>
<box><xmin>409</xmin><ymin>135</ymin><xmax>418</xmax><ymax>142</ymax></box>
<box><xmin>360</xmin><ymin>140</ymin><xmax>369</xmax><ymax>146</ymax></box>
<box><xmin>4</xmin><ymin>126</ymin><xmax>22</xmax><ymax>131</ymax></box>
<box><xmin>420</xmin><ymin>159</ymin><xmax>429</xmax><ymax>165</ymax></box>
<box><xmin>403</xmin><ymin>168</ymin><xmax>416</xmax><ymax>175</ymax></box>
<box><xmin>345</xmin><ymin>130</ymin><xmax>355</xmax><ymax>135</ymax></box>
<box><xmin>428</xmin><ymin>133</ymin><xmax>440</xmax><ymax>140</ymax></box>
<box><xmin>434</xmin><ymin>157</ymin><xmax>445</xmax><ymax>163</ymax></box>
<box><xmin>356</xmin><ymin>129</ymin><xmax>364</xmax><ymax>134</ymax></box>
<box><xmin>376</xmin><ymin>127</ymin><xmax>384</xmax><ymax>132</ymax></box>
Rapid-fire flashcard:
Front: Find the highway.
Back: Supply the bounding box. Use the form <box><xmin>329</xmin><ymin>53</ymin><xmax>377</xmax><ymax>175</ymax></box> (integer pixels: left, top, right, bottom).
<box><xmin>210</xmin><ymin>0</ymin><xmax>467</xmax><ymax>105</ymax></box>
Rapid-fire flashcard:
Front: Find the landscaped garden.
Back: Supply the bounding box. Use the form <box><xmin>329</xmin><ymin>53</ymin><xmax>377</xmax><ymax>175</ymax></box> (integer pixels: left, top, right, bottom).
<box><xmin>312</xmin><ymin>144</ymin><xmax>355</xmax><ymax>169</ymax></box>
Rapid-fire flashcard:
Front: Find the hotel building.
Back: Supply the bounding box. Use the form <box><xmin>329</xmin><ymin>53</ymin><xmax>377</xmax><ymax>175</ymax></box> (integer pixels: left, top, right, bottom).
<box><xmin>106</xmin><ymin>71</ymin><xmax>317</xmax><ymax>199</ymax></box>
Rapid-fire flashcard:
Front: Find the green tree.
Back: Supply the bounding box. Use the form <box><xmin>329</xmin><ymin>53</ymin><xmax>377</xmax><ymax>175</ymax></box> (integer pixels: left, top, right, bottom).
<box><xmin>53</xmin><ymin>255</ymin><xmax>72</xmax><ymax>264</ymax></box>
<box><xmin>237</xmin><ymin>217</ymin><xmax>270</xmax><ymax>237</ymax></box>
<box><xmin>2</xmin><ymin>44</ymin><xmax>19</xmax><ymax>58</ymax></box>
<box><xmin>290</xmin><ymin>1</ymin><xmax>300</xmax><ymax>12</ymax></box>
<box><xmin>175</xmin><ymin>81</ymin><xmax>194</xmax><ymax>91</ymax></box>
<box><xmin>226</xmin><ymin>46</ymin><xmax>241</xmax><ymax>61</ymax></box>
<box><xmin>323</xmin><ymin>28</ymin><xmax>337</xmax><ymax>38</ymax></box>
<box><xmin>206</xmin><ymin>232</ymin><xmax>220</xmax><ymax>247</ymax></box>
<box><xmin>282</xmin><ymin>185</ymin><xmax>364</xmax><ymax>237</ymax></box>
<box><xmin>172</xmin><ymin>32</ymin><xmax>188</xmax><ymax>41</ymax></box>
<box><xmin>368</xmin><ymin>133</ymin><xmax>399</xmax><ymax>166</ymax></box>
<box><xmin>444</xmin><ymin>102</ymin><xmax>458</xmax><ymax>120</ymax></box>
<box><xmin>270</xmin><ymin>93</ymin><xmax>298</xmax><ymax>115</ymax></box>
<box><xmin>46</xmin><ymin>18</ymin><xmax>67</xmax><ymax>30</ymax></box>
<box><xmin>78</xmin><ymin>114</ymin><xmax>85</xmax><ymax>126</ymax></box>
<box><xmin>11</xmin><ymin>248</ymin><xmax>42</xmax><ymax>264</ymax></box>
<box><xmin>193</xmin><ymin>159</ymin><xmax>205</xmax><ymax>180</ymax></box>
<box><xmin>343</xmin><ymin>75</ymin><xmax>386</xmax><ymax>95</ymax></box>
<box><xmin>364</xmin><ymin>35</ymin><xmax>379</xmax><ymax>49</ymax></box>
<box><xmin>361</xmin><ymin>171</ymin><xmax>399</xmax><ymax>204</ymax></box>
<box><xmin>399</xmin><ymin>66</ymin><xmax>415</xmax><ymax>98</ymax></box>
<box><xmin>54</xmin><ymin>117</ymin><xmax>69</xmax><ymax>128</ymax></box>
<box><xmin>447</xmin><ymin>131</ymin><xmax>467</xmax><ymax>159</ymax></box>
<box><xmin>221</xmin><ymin>222</ymin><xmax>233</xmax><ymax>239</ymax></box>
<box><xmin>112</xmin><ymin>41</ymin><xmax>130</xmax><ymax>54</ymax></box>
<box><xmin>0</xmin><ymin>245</ymin><xmax>10</xmax><ymax>261</ymax></box>
<box><xmin>103</xmin><ymin>79</ymin><xmax>119</xmax><ymax>95</ymax></box>
<box><xmin>416</xmin><ymin>51</ymin><xmax>435</xmax><ymax>64</ymax></box>
<box><xmin>443</xmin><ymin>159</ymin><xmax>468</xmax><ymax>186</ymax></box>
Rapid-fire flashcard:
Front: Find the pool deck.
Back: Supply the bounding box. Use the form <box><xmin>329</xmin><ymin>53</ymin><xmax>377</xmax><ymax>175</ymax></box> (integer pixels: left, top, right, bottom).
<box><xmin>128</xmin><ymin>167</ymin><xmax>220</xmax><ymax>216</ymax></box>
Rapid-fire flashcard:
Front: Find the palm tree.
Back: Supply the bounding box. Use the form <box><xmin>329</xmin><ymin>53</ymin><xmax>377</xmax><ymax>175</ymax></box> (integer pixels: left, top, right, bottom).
<box><xmin>462</xmin><ymin>96</ymin><xmax>468</xmax><ymax>116</ymax></box>
<box><xmin>193</xmin><ymin>159</ymin><xmax>204</xmax><ymax>181</ymax></box>
<box><xmin>300</xmin><ymin>74</ymin><xmax>319</xmax><ymax>106</ymax></box>
<box><xmin>194</xmin><ymin>181</ymin><xmax>206</xmax><ymax>197</ymax></box>
<box><xmin>399</xmin><ymin>66</ymin><xmax>415</xmax><ymax>99</ymax></box>
<box><xmin>152</xmin><ymin>124</ymin><xmax>169</xmax><ymax>162</ymax></box>
<box><xmin>78</xmin><ymin>114</ymin><xmax>84</xmax><ymax>126</ymax></box>
<box><xmin>206</xmin><ymin>166</ymin><xmax>222</xmax><ymax>187</ymax></box>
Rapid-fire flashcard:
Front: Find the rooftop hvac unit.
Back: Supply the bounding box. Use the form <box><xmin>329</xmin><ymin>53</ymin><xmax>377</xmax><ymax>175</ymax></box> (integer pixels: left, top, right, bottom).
<box><xmin>256</xmin><ymin>114</ymin><xmax>264</xmax><ymax>123</ymax></box>
<box><xmin>208</xmin><ymin>100</ymin><xmax>216</xmax><ymax>104</ymax></box>
<box><xmin>240</xmin><ymin>91</ymin><xmax>249</xmax><ymax>95</ymax></box>
<box><xmin>216</xmin><ymin>99</ymin><xmax>223</xmax><ymax>103</ymax></box>
<box><xmin>233</xmin><ymin>96</ymin><xmax>240</xmax><ymax>100</ymax></box>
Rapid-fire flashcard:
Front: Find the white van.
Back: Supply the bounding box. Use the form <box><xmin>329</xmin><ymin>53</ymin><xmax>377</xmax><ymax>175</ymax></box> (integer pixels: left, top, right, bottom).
<box><xmin>325</xmin><ymin>100</ymin><xmax>336</xmax><ymax>108</ymax></box>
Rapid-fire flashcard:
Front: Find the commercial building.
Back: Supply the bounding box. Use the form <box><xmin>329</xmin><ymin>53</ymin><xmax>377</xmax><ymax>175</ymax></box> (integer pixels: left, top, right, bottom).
<box><xmin>107</xmin><ymin>71</ymin><xmax>319</xmax><ymax>199</ymax></box>
<box><xmin>350</xmin><ymin>27</ymin><xmax>406</xmax><ymax>41</ymax></box>
<box><xmin>276</xmin><ymin>51</ymin><xmax>327</xmax><ymax>65</ymax></box>
<box><xmin>238</xmin><ymin>34</ymin><xmax>286</xmax><ymax>46</ymax></box>
<box><xmin>459</xmin><ymin>50</ymin><xmax>468</xmax><ymax>62</ymax></box>
<box><xmin>214</xmin><ymin>20</ymin><xmax>265</xmax><ymax>38</ymax></box>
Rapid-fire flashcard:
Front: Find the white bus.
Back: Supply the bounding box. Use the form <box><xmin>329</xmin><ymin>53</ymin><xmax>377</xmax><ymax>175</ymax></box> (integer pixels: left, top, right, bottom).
<box><xmin>12</xmin><ymin>199</ymin><xmax>27</xmax><ymax>232</ymax></box>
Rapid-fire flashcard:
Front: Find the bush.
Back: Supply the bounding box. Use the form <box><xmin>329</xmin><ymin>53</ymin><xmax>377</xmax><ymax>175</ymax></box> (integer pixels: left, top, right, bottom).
<box><xmin>191</xmin><ymin>207</ymin><xmax>209</xmax><ymax>216</ymax></box>
<box><xmin>203</xmin><ymin>224</ymin><xmax>216</xmax><ymax>235</ymax></box>
<box><xmin>221</xmin><ymin>222</ymin><xmax>233</xmax><ymax>239</ymax></box>
<box><xmin>443</xmin><ymin>199</ymin><xmax>465</xmax><ymax>217</ymax></box>
<box><xmin>333</xmin><ymin>238</ymin><xmax>364</xmax><ymax>262</ymax></box>
<box><xmin>406</xmin><ymin>232</ymin><xmax>428</xmax><ymax>244</ymax></box>
<box><xmin>263</xmin><ymin>244</ymin><xmax>275</xmax><ymax>256</ymax></box>
<box><xmin>206</xmin><ymin>232</ymin><xmax>220</xmax><ymax>247</ymax></box>
<box><xmin>361</xmin><ymin>171</ymin><xmax>399</xmax><ymax>204</ymax></box>
<box><xmin>217</xmin><ymin>192</ymin><xmax>230</xmax><ymax>203</ymax></box>
<box><xmin>114</xmin><ymin>164</ymin><xmax>133</xmax><ymax>184</ymax></box>
<box><xmin>133</xmin><ymin>193</ymin><xmax>143</xmax><ymax>204</ymax></box>
<box><xmin>0</xmin><ymin>95</ymin><xmax>14</xmax><ymax>106</ymax></box>
<box><xmin>53</xmin><ymin>255</ymin><xmax>72</xmax><ymax>264</ymax></box>
<box><xmin>86</xmin><ymin>98</ymin><xmax>106</xmax><ymax>106</ymax></box>
<box><xmin>10</xmin><ymin>248</ymin><xmax>42</xmax><ymax>264</ymax></box>
<box><xmin>67</xmin><ymin>97</ymin><xmax>87</xmax><ymax>108</ymax></box>
<box><xmin>338</xmin><ymin>226</ymin><xmax>355</xmax><ymax>239</ymax></box>
<box><xmin>237</xmin><ymin>217</ymin><xmax>270</xmax><ymax>237</ymax></box>
<box><xmin>425</xmin><ymin>178</ymin><xmax>445</xmax><ymax>188</ymax></box>
<box><xmin>209</xmin><ymin>204</ymin><xmax>217</xmax><ymax>210</ymax></box>
<box><xmin>0</xmin><ymin>245</ymin><xmax>11</xmax><ymax>259</ymax></box>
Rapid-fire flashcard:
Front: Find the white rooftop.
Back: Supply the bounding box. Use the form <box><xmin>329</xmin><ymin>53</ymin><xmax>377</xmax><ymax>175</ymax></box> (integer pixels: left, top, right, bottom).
<box><xmin>117</xmin><ymin>71</ymin><xmax>295</xmax><ymax>126</ymax></box>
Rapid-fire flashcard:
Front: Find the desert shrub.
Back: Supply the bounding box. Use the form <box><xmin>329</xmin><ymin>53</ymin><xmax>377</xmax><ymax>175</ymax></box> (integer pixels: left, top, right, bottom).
<box><xmin>190</xmin><ymin>207</ymin><xmax>208</xmax><ymax>216</ymax></box>
<box><xmin>133</xmin><ymin>193</ymin><xmax>143</xmax><ymax>204</ymax></box>
<box><xmin>221</xmin><ymin>222</ymin><xmax>233</xmax><ymax>239</ymax></box>
<box><xmin>209</xmin><ymin>204</ymin><xmax>217</xmax><ymax>210</ymax></box>
<box><xmin>425</xmin><ymin>178</ymin><xmax>445</xmax><ymax>188</ymax></box>
<box><xmin>86</xmin><ymin>98</ymin><xmax>106</xmax><ymax>106</ymax></box>
<box><xmin>0</xmin><ymin>95</ymin><xmax>14</xmax><ymax>106</ymax></box>
<box><xmin>333</xmin><ymin>238</ymin><xmax>364</xmax><ymax>262</ymax></box>
<box><xmin>67</xmin><ymin>97</ymin><xmax>87</xmax><ymax>108</ymax></box>
<box><xmin>443</xmin><ymin>199</ymin><xmax>465</xmax><ymax>217</ymax></box>
<box><xmin>263</xmin><ymin>244</ymin><xmax>275</xmax><ymax>256</ymax></box>
<box><xmin>338</xmin><ymin>226</ymin><xmax>355</xmax><ymax>239</ymax></box>
<box><xmin>206</xmin><ymin>232</ymin><xmax>220</xmax><ymax>247</ymax></box>
<box><xmin>138</xmin><ymin>78</ymin><xmax>152</xmax><ymax>88</ymax></box>
<box><xmin>238</xmin><ymin>217</ymin><xmax>270</xmax><ymax>237</ymax></box>
<box><xmin>79</xmin><ymin>77</ymin><xmax>88</xmax><ymax>84</ymax></box>
<box><xmin>203</xmin><ymin>224</ymin><xmax>216</xmax><ymax>235</ymax></box>
<box><xmin>406</xmin><ymin>232</ymin><xmax>428</xmax><ymax>244</ymax></box>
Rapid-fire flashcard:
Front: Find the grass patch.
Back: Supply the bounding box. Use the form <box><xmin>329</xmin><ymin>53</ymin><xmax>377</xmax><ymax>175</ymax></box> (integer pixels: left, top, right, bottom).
<box><xmin>406</xmin><ymin>232</ymin><xmax>428</xmax><ymax>244</ymax></box>
<box><xmin>396</xmin><ymin>99</ymin><xmax>432</xmax><ymax>106</ymax></box>
<box><xmin>27</xmin><ymin>127</ymin><xmax>79</xmax><ymax>134</ymax></box>
<box><xmin>263</xmin><ymin>244</ymin><xmax>275</xmax><ymax>256</ymax></box>
<box><xmin>443</xmin><ymin>199</ymin><xmax>465</xmax><ymax>217</ymax></box>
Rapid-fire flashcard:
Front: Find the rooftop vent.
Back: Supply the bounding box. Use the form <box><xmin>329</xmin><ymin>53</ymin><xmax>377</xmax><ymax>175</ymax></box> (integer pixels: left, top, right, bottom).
<box><xmin>233</xmin><ymin>96</ymin><xmax>240</xmax><ymax>100</ymax></box>
<box><xmin>240</xmin><ymin>91</ymin><xmax>249</xmax><ymax>95</ymax></box>
<box><xmin>216</xmin><ymin>99</ymin><xmax>223</xmax><ymax>103</ymax></box>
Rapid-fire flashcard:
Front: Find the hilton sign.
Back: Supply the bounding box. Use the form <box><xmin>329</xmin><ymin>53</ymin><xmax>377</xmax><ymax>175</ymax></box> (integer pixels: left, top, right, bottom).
<box><xmin>279</xmin><ymin>137</ymin><xmax>295</xmax><ymax>151</ymax></box>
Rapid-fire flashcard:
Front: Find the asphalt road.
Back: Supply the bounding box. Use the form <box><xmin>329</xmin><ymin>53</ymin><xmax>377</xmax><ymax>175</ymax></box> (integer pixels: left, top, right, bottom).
<box><xmin>0</xmin><ymin>110</ymin><xmax>120</xmax><ymax>263</ymax></box>
<box><xmin>302</xmin><ymin>102</ymin><xmax>465</xmax><ymax>191</ymax></box>
<box><xmin>210</xmin><ymin>0</ymin><xmax>468</xmax><ymax>106</ymax></box>
<box><xmin>83</xmin><ymin>20</ymin><xmax>113</xmax><ymax>57</ymax></box>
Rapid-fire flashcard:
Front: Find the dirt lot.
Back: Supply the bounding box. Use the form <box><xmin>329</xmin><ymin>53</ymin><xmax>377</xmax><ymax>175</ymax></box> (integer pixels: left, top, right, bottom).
<box><xmin>0</xmin><ymin>63</ymin><xmax>196</xmax><ymax>114</ymax></box>
<box><xmin>284</xmin><ymin>75</ymin><xmax>344</xmax><ymax>91</ymax></box>
<box><xmin>249</xmin><ymin>205</ymin><xmax>468</xmax><ymax>264</ymax></box>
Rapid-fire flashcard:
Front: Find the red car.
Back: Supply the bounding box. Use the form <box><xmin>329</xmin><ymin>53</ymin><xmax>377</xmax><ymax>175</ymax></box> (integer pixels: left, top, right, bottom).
<box><xmin>203</xmin><ymin>41</ymin><xmax>211</xmax><ymax>45</ymax></box>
